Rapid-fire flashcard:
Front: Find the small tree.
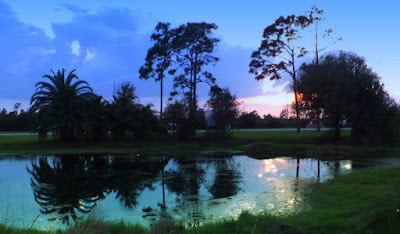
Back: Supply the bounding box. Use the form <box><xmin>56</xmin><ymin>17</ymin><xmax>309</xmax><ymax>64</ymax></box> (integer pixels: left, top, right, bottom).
<box><xmin>163</xmin><ymin>101</ymin><xmax>187</xmax><ymax>130</ymax></box>
<box><xmin>110</xmin><ymin>81</ymin><xmax>138</xmax><ymax>139</ymax></box>
<box><xmin>249</xmin><ymin>14</ymin><xmax>312</xmax><ymax>132</ymax></box>
<box><xmin>207</xmin><ymin>86</ymin><xmax>239</xmax><ymax>138</ymax></box>
<box><xmin>84</xmin><ymin>95</ymin><xmax>110</xmax><ymax>141</ymax></box>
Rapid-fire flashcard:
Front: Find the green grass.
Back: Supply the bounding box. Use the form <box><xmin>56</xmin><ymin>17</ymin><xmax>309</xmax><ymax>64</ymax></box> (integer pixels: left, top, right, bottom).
<box><xmin>231</xmin><ymin>129</ymin><xmax>344</xmax><ymax>142</ymax></box>
<box><xmin>0</xmin><ymin>135</ymin><xmax>200</xmax><ymax>156</ymax></box>
<box><xmin>286</xmin><ymin>167</ymin><xmax>400</xmax><ymax>233</ymax></box>
<box><xmin>0</xmin><ymin>129</ymin><xmax>398</xmax><ymax>160</ymax></box>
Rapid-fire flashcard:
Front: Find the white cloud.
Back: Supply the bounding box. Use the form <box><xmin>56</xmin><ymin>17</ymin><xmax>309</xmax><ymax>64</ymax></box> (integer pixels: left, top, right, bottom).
<box><xmin>83</xmin><ymin>48</ymin><xmax>95</xmax><ymax>62</ymax></box>
<box><xmin>70</xmin><ymin>40</ymin><xmax>80</xmax><ymax>56</ymax></box>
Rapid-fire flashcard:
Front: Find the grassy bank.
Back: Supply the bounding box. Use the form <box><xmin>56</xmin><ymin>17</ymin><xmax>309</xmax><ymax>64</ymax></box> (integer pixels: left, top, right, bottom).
<box><xmin>1</xmin><ymin>166</ymin><xmax>399</xmax><ymax>233</ymax></box>
<box><xmin>0</xmin><ymin>129</ymin><xmax>398</xmax><ymax>160</ymax></box>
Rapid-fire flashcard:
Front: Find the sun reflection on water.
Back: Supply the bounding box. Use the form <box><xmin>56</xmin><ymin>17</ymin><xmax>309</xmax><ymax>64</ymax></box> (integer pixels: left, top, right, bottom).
<box><xmin>258</xmin><ymin>158</ymin><xmax>292</xmax><ymax>178</ymax></box>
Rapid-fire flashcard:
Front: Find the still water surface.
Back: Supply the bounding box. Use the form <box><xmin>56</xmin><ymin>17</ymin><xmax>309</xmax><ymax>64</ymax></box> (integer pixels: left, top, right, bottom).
<box><xmin>0</xmin><ymin>155</ymin><xmax>396</xmax><ymax>230</ymax></box>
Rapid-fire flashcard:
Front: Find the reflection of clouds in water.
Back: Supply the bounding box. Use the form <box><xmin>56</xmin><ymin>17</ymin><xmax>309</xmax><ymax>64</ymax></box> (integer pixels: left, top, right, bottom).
<box><xmin>258</xmin><ymin>158</ymin><xmax>292</xmax><ymax>178</ymax></box>
<box><xmin>265</xmin><ymin>177</ymin><xmax>278</xmax><ymax>182</ymax></box>
<box><xmin>343</xmin><ymin>162</ymin><xmax>352</xmax><ymax>170</ymax></box>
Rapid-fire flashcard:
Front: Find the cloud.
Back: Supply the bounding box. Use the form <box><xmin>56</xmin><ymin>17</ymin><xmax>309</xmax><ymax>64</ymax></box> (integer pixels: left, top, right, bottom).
<box><xmin>70</xmin><ymin>40</ymin><xmax>80</xmax><ymax>56</ymax></box>
<box><xmin>0</xmin><ymin>2</ymin><xmax>284</xmax><ymax>113</ymax></box>
<box><xmin>49</xmin><ymin>7</ymin><xmax>154</xmax><ymax>99</ymax></box>
<box><xmin>83</xmin><ymin>48</ymin><xmax>95</xmax><ymax>62</ymax></box>
<box><xmin>0</xmin><ymin>1</ymin><xmax>53</xmax><ymax>102</ymax></box>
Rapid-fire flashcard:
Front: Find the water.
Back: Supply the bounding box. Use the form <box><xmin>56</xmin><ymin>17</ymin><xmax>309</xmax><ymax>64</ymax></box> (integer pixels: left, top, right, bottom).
<box><xmin>0</xmin><ymin>155</ymin><xmax>397</xmax><ymax>230</ymax></box>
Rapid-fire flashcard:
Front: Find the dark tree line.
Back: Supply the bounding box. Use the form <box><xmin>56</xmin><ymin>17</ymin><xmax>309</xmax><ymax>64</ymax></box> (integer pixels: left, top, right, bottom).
<box><xmin>0</xmin><ymin>107</ymin><xmax>32</xmax><ymax>131</ymax></box>
<box><xmin>30</xmin><ymin>69</ymin><xmax>166</xmax><ymax>142</ymax></box>
<box><xmin>232</xmin><ymin>111</ymin><xmax>309</xmax><ymax>129</ymax></box>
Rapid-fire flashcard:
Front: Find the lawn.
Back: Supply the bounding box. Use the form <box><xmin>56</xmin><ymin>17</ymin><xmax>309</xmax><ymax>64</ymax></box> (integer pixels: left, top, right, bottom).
<box><xmin>0</xmin><ymin>129</ymin><xmax>397</xmax><ymax>160</ymax></box>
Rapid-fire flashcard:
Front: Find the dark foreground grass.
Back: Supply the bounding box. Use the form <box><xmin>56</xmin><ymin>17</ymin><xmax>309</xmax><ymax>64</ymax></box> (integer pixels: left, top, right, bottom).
<box><xmin>1</xmin><ymin>167</ymin><xmax>399</xmax><ymax>234</ymax></box>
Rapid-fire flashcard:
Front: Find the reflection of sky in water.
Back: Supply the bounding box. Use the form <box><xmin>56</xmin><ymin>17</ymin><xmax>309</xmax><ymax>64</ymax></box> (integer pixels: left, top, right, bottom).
<box><xmin>0</xmin><ymin>155</ymin><xmax>397</xmax><ymax>231</ymax></box>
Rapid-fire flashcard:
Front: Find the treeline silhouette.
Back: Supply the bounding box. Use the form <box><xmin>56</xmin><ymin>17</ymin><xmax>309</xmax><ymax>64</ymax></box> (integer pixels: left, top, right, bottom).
<box><xmin>0</xmin><ymin>108</ymin><xmax>33</xmax><ymax>131</ymax></box>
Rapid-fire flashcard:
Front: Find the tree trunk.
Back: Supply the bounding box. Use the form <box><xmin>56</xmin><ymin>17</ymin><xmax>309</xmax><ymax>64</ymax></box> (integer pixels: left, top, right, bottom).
<box><xmin>293</xmin><ymin>88</ymin><xmax>301</xmax><ymax>133</ymax></box>
<box><xmin>193</xmin><ymin>73</ymin><xmax>197</xmax><ymax>118</ymax></box>
<box><xmin>193</xmin><ymin>54</ymin><xmax>198</xmax><ymax>121</ymax></box>
<box><xmin>314</xmin><ymin>22</ymin><xmax>322</xmax><ymax>132</ymax></box>
<box><xmin>161</xmin><ymin>167</ymin><xmax>166</xmax><ymax>210</ymax></box>
<box><xmin>291</xmin><ymin>48</ymin><xmax>301</xmax><ymax>133</ymax></box>
<box><xmin>333</xmin><ymin>115</ymin><xmax>341</xmax><ymax>144</ymax></box>
<box><xmin>160</xmin><ymin>77</ymin><xmax>163</xmax><ymax>121</ymax></box>
<box><xmin>189</xmin><ymin>65</ymin><xmax>194</xmax><ymax>119</ymax></box>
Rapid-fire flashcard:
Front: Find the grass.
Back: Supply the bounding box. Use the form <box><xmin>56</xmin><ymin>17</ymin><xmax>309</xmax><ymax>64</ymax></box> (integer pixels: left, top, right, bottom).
<box><xmin>284</xmin><ymin>167</ymin><xmax>400</xmax><ymax>232</ymax></box>
<box><xmin>231</xmin><ymin>129</ymin><xmax>348</xmax><ymax>142</ymax></box>
<box><xmin>0</xmin><ymin>130</ymin><xmax>398</xmax><ymax>160</ymax></box>
<box><xmin>0</xmin><ymin>135</ymin><xmax>200</xmax><ymax>156</ymax></box>
<box><xmin>1</xmin><ymin>167</ymin><xmax>399</xmax><ymax>233</ymax></box>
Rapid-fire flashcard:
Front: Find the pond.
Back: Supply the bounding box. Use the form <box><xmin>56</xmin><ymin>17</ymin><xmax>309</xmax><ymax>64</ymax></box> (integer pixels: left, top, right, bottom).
<box><xmin>0</xmin><ymin>154</ymin><xmax>397</xmax><ymax>230</ymax></box>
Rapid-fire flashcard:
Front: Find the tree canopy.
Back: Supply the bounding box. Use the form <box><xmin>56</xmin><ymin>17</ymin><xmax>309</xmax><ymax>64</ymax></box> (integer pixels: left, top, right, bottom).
<box><xmin>298</xmin><ymin>51</ymin><xmax>398</xmax><ymax>144</ymax></box>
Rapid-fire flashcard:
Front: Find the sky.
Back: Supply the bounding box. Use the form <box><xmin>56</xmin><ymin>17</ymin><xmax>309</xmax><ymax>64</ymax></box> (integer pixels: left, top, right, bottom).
<box><xmin>0</xmin><ymin>0</ymin><xmax>399</xmax><ymax>116</ymax></box>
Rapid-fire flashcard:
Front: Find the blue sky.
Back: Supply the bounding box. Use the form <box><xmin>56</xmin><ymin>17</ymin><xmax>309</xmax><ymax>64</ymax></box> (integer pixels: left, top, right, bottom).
<box><xmin>0</xmin><ymin>0</ymin><xmax>399</xmax><ymax>116</ymax></box>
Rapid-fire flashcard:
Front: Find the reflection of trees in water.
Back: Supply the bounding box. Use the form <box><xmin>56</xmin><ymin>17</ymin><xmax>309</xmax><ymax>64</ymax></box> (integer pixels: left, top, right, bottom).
<box><xmin>164</xmin><ymin>156</ymin><xmax>242</xmax><ymax>225</ymax></box>
<box><xmin>208</xmin><ymin>158</ymin><xmax>241</xmax><ymax>199</ymax></box>
<box><xmin>28</xmin><ymin>156</ymin><xmax>107</xmax><ymax>224</ymax></box>
<box><xmin>165</xmin><ymin>158</ymin><xmax>206</xmax><ymax>198</ymax></box>
<box><xmin>164</xmin><ymin>157</ymin><xmax>206</xmax><ymax>225</ymax></box>
<box><xmin>28</xmin><ymin>155</ymin><xmax>243</xmax><ymax>226</ymax></box>
<box><xmin>108</xmin><ymin>156</ymin><xmax>168</xmax><ymax>209</ymax></box>
<box><xmin>325</xmin><ymin>161</ymin><xmax>341</xmax><ymax>178</ymax></box>
<box><xmin>28</xmin><ymin>155</ymin><xmax>168</xmax><ymax>225</ymax></box>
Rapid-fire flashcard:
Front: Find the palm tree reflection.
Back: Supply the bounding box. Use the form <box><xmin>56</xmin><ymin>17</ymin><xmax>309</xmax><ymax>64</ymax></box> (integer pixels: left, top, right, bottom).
<box><xmin>28</xmin><ymin>155</ymin><xmax>169</xmax><ymax>225</ymax></box>
<box><xmin>28</xmin><ymin>156</ymin><xmax>106</xmax><ymax>224</ymax></box>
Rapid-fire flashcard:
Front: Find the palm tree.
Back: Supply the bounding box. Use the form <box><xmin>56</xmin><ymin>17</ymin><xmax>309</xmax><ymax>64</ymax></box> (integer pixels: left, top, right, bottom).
<box><xmin>30</xmin><ymin>69</ymin><xmax>94</xmax><ymax>141</ymax></box>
